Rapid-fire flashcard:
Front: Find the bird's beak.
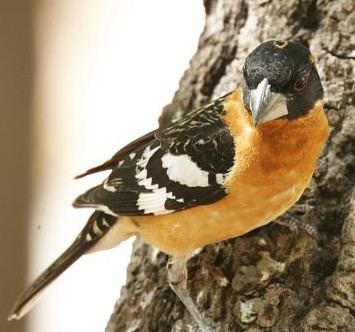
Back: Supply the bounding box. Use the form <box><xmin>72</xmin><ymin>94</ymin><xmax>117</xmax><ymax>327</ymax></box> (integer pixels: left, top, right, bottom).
<box><xmin>249</xmin><ymin>78</ymin><xmax>288</xmax><ymax>127</ymax></box>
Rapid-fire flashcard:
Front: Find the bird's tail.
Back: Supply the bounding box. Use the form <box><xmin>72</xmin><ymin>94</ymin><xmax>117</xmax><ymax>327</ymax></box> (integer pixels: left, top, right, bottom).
<box><xmin>8</xmin><ymin>211</ymin><xmax>117</xmax><ymax>320</ymax></box>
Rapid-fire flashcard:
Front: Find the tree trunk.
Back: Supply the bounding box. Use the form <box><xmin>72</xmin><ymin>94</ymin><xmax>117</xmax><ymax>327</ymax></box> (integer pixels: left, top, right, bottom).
<box><xmin>106</xmin><ymin>0</ymin><xmax>355</xmax><ymax>331</ymax></box>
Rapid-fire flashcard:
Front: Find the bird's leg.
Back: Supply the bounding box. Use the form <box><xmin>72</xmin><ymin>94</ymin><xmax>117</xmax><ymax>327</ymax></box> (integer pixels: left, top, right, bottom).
<box><xmin>274</xmin><ymin>204</ymin><xmax>320</xmax><ymax>242</ymax></box>
<box><xmin>167</xmin><ymin>257</ymin><xmax>214</xmax><ymax>332</ymax></box>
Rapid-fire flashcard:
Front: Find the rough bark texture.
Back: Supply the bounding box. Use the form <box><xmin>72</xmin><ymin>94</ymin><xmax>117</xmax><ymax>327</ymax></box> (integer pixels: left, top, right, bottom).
<box><xmin>106</xmin><ymin>0</ymin><xmax>354</xmax><ymax>331</ymax></box>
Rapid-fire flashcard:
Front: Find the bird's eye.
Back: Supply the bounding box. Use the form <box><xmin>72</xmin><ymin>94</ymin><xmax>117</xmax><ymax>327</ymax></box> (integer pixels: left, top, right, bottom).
<box><xmin>294</xmin><ymin>72</ymin><xmax>309</xmax><ymax>91</ymax></box>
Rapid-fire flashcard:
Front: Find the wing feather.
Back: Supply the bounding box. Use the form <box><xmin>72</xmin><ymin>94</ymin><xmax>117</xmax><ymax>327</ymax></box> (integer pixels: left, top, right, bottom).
<box><xmin>74</xmin><ymin>95</ymin><xmax>235</xmax><ymax>216</ymax></box>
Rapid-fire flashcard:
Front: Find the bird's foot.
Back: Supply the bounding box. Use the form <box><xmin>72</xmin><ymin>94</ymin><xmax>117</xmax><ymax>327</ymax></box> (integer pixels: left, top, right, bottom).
<box><xmin>275</xmin><ymin>204</ymin><xmax>320</xmax><ymax>242</ymax></box>
<box><xmin>167</xmin><ymin>257</ymin><xmax>216</xmax><ymax>332</ymax></box>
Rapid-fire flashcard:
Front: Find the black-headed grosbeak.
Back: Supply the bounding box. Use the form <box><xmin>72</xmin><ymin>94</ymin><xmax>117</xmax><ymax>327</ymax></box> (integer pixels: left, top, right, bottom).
<box><xmin>9</xmin><ymin>40</ymin><xmax>329</xmax><ymax>332</ymax></box>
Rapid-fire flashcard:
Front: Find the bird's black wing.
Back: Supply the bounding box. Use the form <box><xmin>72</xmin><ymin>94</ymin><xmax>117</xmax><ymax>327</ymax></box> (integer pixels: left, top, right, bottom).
<box><xmin>73</xmin><ymin>95</ymin><xmax>235</xmax><ymax>216</ymax></box>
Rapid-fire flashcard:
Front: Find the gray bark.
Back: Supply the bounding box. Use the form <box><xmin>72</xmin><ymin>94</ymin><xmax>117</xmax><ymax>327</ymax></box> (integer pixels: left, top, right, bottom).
<box><xmin>106</xmin><ymin>0</ymin><xmax>355</xmax><ymax>331</ymax></box>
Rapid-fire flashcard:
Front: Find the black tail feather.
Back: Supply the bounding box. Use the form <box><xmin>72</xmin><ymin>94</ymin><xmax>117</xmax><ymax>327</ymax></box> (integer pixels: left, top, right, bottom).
<box><xmin>8</xmin><ymin>211</ymin><xmax>117</xmax><ymax>320</ymax></box>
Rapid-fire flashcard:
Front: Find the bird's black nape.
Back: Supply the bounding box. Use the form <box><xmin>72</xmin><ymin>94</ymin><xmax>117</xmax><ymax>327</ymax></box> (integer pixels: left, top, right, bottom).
<box><xmin>242</xmin><ymin>40</ymin><xmax>323</xmax><ymax>121</ymax></box>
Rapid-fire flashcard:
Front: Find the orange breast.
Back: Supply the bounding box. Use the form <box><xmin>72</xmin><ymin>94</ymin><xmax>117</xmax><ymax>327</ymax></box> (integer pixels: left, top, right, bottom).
<box><xmin>120</xmin><ymin>90</ymin><xmax>329</xmax><ymax>257</ymax></box>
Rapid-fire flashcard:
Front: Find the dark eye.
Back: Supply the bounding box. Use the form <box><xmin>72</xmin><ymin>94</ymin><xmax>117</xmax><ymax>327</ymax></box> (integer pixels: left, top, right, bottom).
<box><xmin>294</xmin><ymin>72</ymin><xmax>309</xmax><ymax>91</ymax></box>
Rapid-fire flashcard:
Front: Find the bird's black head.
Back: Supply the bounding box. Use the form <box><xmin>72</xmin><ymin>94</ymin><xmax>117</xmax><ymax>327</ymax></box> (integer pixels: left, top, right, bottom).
<box><xmin>242</xmin><ymin>40</ymin><xmax>323</xmax><ymax>126</ymax></box>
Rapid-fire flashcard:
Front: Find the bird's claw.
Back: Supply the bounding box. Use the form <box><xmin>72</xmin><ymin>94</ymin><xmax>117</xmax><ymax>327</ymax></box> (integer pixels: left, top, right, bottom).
<box><xmin>275</xmin><ymin>212</ymin><xmax>320</xmax><ymax>242</ymax></box>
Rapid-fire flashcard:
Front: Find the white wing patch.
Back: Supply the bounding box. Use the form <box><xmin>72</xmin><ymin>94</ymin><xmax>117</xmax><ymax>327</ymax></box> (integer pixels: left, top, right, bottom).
<box><xmin>135</xmin><ymin>145</ymin><xmax>173</xmax><ymax>215</ymax></box>
<box><xmin>137</xmin><ymin>189</ymin><xmax>175</xmax><ymax>215</ymax></box>
<box><xmin>161</xmin><ymin>153</ymin><xmax>210</xmax><ymax>187</ymax></box>
<box><xmin>136</xmin><ymin>145</ymin><xmax>160</xmax><ymax>190</ymax></box>
<box><xmin>137</xmin><ymin>145</ymin><xmax>160</xmax><ymax>169</ymax></box>
<box><xmin>136</xmin><ymin>169</ymin><xmax>159</xmax><ymax>190</ymax></box>
<box><xmin>133</xmin><ymin>145</ymin><xmax>227</xmax><ymax>215</ymax></box>
<box><xmin>216</xmin><ymin>173</ymin><xmax>226</xmax><ymax>185</ymax></box>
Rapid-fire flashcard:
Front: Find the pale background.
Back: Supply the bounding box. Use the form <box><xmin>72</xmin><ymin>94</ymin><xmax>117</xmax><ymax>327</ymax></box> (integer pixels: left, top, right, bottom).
<box><xmin>1</xmin><ymin>1</ymin><xmax>204</xmax><ymax>332</ymax></box>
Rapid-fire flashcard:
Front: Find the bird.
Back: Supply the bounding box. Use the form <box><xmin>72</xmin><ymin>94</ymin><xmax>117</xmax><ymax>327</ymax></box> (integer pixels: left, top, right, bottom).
<box><xmin>8</xmin><ymin>40</ymin><xmax>329</xmax><ymax>332</ymax></box>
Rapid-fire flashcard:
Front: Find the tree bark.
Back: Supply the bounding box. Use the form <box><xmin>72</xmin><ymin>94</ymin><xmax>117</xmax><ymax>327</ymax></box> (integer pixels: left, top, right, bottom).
<box><xmin>106</xmin><ymin>0</ymin><xmax>355</xmax><ymax>331</ymax></box>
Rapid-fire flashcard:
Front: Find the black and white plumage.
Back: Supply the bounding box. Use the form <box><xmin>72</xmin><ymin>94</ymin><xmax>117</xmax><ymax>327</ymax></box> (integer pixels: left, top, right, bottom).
<box><xmin>73</xmin><ymin>95</ymin><xmax>235</xmax><ymax>217</ymax></box>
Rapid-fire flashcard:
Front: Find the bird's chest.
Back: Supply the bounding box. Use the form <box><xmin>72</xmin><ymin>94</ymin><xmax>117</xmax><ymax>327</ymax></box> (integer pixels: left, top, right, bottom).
<box><xmin>223</xmin><ymin>134</ymin><xmax>312</xmax><ymax>224</ymax></box>
<box><xmin>223</xmin><ymin>169</ymin><xmax>306</xmax><ymax>229</ymax></box>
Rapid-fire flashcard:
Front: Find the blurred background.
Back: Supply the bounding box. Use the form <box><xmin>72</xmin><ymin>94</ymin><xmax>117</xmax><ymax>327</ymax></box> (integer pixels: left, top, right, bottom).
<box><xmin>0</xmin><ymin>1</ymin><xmax>204</xmax><ymax>331</ymax></box>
